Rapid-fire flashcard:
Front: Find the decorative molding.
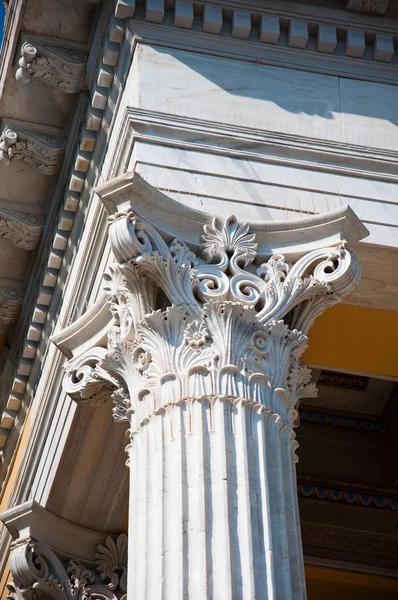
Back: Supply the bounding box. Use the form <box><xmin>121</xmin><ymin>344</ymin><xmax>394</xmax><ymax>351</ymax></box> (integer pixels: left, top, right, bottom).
<box><xmin>0</xmin><ymin>207</ymin><xmax>44</xmax><ymax>250</ymax></box>
<box><xmin>0</xmin><ymin>125</ymin><xmax>64</xmax><ymax>175</ymax></box>
<box><xmin>0</xmin><ymin>0</ymin><xmax>131</xmax><ymax>461</ymax></box>
<box><xmin>0</xmin><ymin>501</ymin><xmax>127</xmax><ymax>600</ymax></box>
<box><xmin>61</xmin><ymin>211</ymin><xmax>361</xmax><ymax>430</ymax></box>
<box><xmin>0</xmin><ymin>128</ymin><xmax>17</xmax><ymax>167</ymax></box>
<box><xmin>126</xmin><ymin>15</ymin><xmax>398</xmax><ymax>83</ymax></box>
<box><xmin>16</xmin><ymin>41</ymin><xmax>87</xmax><ymax>93</ymax></box>
<box><xmin>345</xmin><ymin>0</ymin><xmax>389</xmax><ymax>15</ymax></box>
<box><xmin>126</xmin><ymin>108</ymin><xmax>398</xmax><ymax>182</ymax></box>
<box><xmin>0</xmin><ymin>282</ymin><xmax>24</xmax><ymax>325</ymax></box>
<box><xmin>298</xmin><ymin>483</ymin><xmax>398</xmax><ymax>510</ymax></box>
<box><xmin>7</xmin><ymin>535</ymin><xmax>127</xmax><ymax>600</ymax></box>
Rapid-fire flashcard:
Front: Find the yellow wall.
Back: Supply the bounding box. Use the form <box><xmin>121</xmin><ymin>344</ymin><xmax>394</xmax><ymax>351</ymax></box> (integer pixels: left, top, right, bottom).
<box><xmin>303</xmin><ymin>304</ymin><xmax>398</xmax><ymax>378</ymax></box>
<box><xmin>0</xmin><ymin>410</ymin><xmax>32</xmax><ymax>595</ymax></box>
<box><xmin>306</xmin><ymin>566</ymin><xmax>398</xmax><ymax>599</ymax></box>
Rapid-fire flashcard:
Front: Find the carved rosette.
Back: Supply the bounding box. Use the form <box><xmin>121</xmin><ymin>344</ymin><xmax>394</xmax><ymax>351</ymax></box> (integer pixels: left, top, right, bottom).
<box><xmin>7</xmin><ymin>534</ymin><xmax>127</xmax><ymax>600</ymax></box>
<box><xmin>16</xmin><ymin>42</ymin><xmax>87</xmax><ymax>94</ymax></box>
<box><xmin>63</xmin><ymin>212</ymin><xmax>360</xmax><ymax>434</ymax></box>
<box><xmin>0</xmin><ymin>127</ymin><xmax>64</xmax><ymax>175</ymax></box>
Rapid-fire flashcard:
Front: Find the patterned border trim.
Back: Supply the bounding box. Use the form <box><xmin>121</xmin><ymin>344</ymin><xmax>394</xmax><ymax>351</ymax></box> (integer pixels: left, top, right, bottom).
<box><xmin>299</xmin><ymin>391</ymin><xmax>398</xmax><ymax>433</ymax></box>
<box><xmin>99</xmin><ymin>0</ymin><xmax>398</xmax><ymax>68</ymax></box>
<box><xmin>298</xmin><ymin>484</ymin><xmax>398</xmax><ymax>510</ymax></box>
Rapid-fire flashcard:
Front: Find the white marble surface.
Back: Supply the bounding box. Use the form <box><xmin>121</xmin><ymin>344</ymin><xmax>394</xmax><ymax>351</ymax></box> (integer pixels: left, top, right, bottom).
<box><xmin>134</xmin><ymin>44</ymin><xmax>398</xmax><ymax>150</ymax></box>
<box><xmin>130</xmin><ymin>142</ymin><xmax>398</xmax><ymax>248</ymax></box>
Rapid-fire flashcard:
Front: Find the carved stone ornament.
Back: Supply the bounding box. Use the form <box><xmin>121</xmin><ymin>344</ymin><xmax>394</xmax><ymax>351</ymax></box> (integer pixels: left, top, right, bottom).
<box><xmin>0</xmin><ymin>126</ymin><xmax>64</xmax><ymax>175</ymax></box>
<box><xmin>0</xmin><ymin>206</ymin><xmax>44</xmax><ymax>250</ymax></box>
<box><xmin>345</xmin><ymin>0</ymin><xmax>389</xmax><ymax>14</ymax></box>
<box><xmin>63</xmin><ymin>212</ymin><xmax>360</xmax><ymax>431</ymax></box>
<box><xmin>16</xmin><ymin>42</ymin><xmax>87</xmax><ymax>94</ymax></box>
<box><xmin>0</xmin><ymin>282</ymin><xmax>24</xmax><ymax>324</ymax></box>
<box><xmin>7</xmin><ymin>534</ymin><xmax>127</xmax><ymax>600</ymax></box>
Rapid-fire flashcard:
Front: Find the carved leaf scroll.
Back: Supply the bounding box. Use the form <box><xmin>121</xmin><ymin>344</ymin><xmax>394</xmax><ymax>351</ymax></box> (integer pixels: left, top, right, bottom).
<box><xmin>16</xmin><ymin>42</ymin><xmax>87</xmax><ymax>93</ymax></box>
<box><xmin>63</xmin><ymin>214</ymin><xmax>360</xmax><ymax>429</ymax></box>
<box><xmin>7</xmin><ymin>534</ymin><xmax>128</xmax><ymax>600</ymax></box>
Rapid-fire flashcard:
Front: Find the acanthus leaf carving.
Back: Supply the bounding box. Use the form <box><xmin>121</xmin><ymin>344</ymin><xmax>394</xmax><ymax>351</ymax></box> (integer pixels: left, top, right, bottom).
<box><xmin>7</xmin><ymin>534</ymin><xmax>127</xmax><ymax>600</ymax></box>
<box><xmin>0</xmin><ymin>126</ymin><xmax>64</xmax><ymax>175</ymax></box>
<box><xmin>16</xmin><ymin>42</ymin><xmax>87</xmax><ymax>93</ymax></box>
<box><xmin>63</xmin><ymin>214</ymin><xmax>360</xmax><ymax>432</ymax></box>
<box><xmin>0</xmin><ymin>283</ymin><xmax>24</xmax><ymax>324</ymax></box>
<box><xmin>96</xmin><ymin>534</ymin><xmax>127</xmax><ymax>592</ymax></box>
<box><xmin>0</xmin><ymin>208</ymin><xmax>44</xmax><ymax>250</ymax></box>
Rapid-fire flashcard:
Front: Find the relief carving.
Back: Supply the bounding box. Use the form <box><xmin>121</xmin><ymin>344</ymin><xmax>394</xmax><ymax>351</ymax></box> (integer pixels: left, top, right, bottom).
<box><xmin>345</xmin><ymin>0</ymin><xmax>389</xmax><ymax>14</ymax></box>
<box><xmin>0</xmin><ymin>207</ymin><xmax>44</xmax><ymax>250</ymax></box>
<box><xmin>63</xmin><ymin>213</ymin><xmax>360</xmax><ymax>432</ymax></box>
<box><xmin>16</xmin><ymin>42</ymin><xmax>87</xmax><ymax>94</ymax></box>
<box><xmin>0</xmin><ymin>126</ymin><xmax>64</xmax><ymax>175</ymax></box>
<box><xmin>7</xmin><ymin>534</ymin><xmax>128</xmax><ymax>600</ymax></box>
<box><xmin>0</xmin><ymin>283</ymin><xmax>24</xmax><ymax>324</ymax></box>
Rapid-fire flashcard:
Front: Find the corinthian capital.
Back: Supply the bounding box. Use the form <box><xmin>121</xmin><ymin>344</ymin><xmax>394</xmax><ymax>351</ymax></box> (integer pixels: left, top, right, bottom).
<box><xmin>57</xmin><ymin>173</ymin><xmax>367</xmax><ymax>433</ymax></box>
<box><xmin>0</xmin><ymin>501</ymin><xmax>127</xmax><ymax>600</ymax></box>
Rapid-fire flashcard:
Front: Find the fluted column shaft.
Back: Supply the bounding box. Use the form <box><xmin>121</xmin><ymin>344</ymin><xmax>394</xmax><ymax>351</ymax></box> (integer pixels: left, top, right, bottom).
<box><xmin>127</xmin><ymin>397</ymin><xmax>305</xmax><ymax>600</ymax></box>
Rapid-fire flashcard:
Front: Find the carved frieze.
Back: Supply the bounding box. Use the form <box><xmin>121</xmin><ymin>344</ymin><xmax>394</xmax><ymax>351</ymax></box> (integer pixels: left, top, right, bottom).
<box><xmin>16</xmin><ymin>41</ymin><xmax>87</xmax><ymax>94</ymax></box>
<box><xmin>7</xmin><ymin>534</ymin><xmax>127</xmax><ymax>600</ymax></box>
<box><xmin>0</xmin><ymin>206</ymin><xmax>44</xmax><ymax>250</ymax></box>
<box><xmin>0</xmin><ymin>283</ymin><xmax>24</xmax><ymax>324</ymax></box>
<box><xmin>63</xmin><ymin>213</ymin><xmax>360</xmax><ymax>430</ymax></box>
<box><xmin>345</xmin><ymin>0</ymin><xmax>389</xmax><ymax>14</ymax></box>
<box><xmin>0</xmin><ymin>125</ymin><xmax>64</xmax><ymax>175</ymax></box>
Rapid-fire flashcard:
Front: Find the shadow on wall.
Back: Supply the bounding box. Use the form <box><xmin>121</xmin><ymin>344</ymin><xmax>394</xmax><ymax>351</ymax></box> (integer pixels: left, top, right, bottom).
<box><xmin>148</xmin><ymin>45</ymin><xmax>398</xmax><ymax>128</ymax></box>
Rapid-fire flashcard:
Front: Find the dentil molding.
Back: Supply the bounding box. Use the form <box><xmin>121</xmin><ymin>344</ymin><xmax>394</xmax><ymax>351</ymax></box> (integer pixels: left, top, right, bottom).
<box><xmin>0</xmin><ymin>125</ymin><xmax>64</xmax><ymax>175</ymax></box>
<box><xmin>16</xmin><ymin>41</ymin><xmax>87</xmax><ymax>94</ymax></box>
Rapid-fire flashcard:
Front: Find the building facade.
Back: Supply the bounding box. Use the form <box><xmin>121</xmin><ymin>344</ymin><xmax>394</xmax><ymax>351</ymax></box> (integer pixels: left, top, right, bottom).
<box><xmin>0</xmin><ymin>0</ymin><xmax>397</xmax><ymax>598</ymax></box>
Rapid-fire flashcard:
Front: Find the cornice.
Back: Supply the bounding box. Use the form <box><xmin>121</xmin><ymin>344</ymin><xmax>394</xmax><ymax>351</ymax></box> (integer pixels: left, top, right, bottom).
<box><xmin>127</xmin><ymin>18</ymin><xmax>398</xmax><ymax>87</ymax></box>
<box><xmin>0</xmin><ymin>1</ymin><xmax>132</xmax><ymax>470</ymax></box>
<box><xmin>127</xmin><ymin>108</ymin><xmax>398</xmax><ymax>182</ymax></box>
<box><xmin>206</xmin><ymin>0</ymin><xmax>398</xmax><ymax>34</ymax></box>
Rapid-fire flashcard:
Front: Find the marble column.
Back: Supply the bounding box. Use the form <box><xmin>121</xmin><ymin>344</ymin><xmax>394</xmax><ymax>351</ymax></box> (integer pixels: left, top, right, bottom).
<box><xmin>61</xmin><ymin>183</ymin><xmax>364</xmax><ymax>600</ymax></box>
